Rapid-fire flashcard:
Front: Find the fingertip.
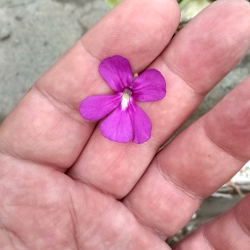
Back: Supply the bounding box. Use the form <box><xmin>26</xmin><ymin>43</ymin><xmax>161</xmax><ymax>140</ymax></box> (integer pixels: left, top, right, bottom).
<box><xmin>81</xmin><ymin>0</ymin><xmax>181</xmax><ymax>71</ymax></box>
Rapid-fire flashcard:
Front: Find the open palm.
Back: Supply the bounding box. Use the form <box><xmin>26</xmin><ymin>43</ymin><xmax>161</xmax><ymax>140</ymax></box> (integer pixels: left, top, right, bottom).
<box><xmin>1</xmin><ymin>0</ymin><xmax>250</xmax><ymax>249</ymax></box>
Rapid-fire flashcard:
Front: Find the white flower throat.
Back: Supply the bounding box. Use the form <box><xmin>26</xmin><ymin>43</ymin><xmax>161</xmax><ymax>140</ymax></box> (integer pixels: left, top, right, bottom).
<box><xmin>121</xmin><ymin>74</ymin><xmax>138</xmax><ymax>110</ymax></box>
<box><xmin>121</xmin><ymin>88</ymin><xmax>132</xmax><ymax>110</ymax></box>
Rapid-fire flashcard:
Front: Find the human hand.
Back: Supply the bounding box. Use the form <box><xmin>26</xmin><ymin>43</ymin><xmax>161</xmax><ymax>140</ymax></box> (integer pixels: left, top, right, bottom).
<box><xmin>0</xmin><ymin>0</ymin><xmax>250</xmax><ymax>249</ymax></box>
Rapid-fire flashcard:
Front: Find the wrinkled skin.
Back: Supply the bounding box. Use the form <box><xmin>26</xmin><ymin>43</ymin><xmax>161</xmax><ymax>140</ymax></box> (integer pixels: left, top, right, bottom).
<box><xmin>1</xmin><ymin>0</ymin><xmax>250</xmax><ymax>249</ymax></box>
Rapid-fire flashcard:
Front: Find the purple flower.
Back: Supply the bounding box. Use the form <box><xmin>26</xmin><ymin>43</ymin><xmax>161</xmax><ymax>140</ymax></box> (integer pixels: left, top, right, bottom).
<box><xmin>79</xmin><ymin>55</ymin><xmax>166</xmax><ymax>144</ymax></box>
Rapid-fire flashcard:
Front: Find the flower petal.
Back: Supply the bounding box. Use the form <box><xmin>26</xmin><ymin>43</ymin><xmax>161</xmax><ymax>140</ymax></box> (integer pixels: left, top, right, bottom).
<box><xmin>79</xmin><ymin>94</ymin><xmax>121</xmax><ymax>121</ymax></box>
<box><xmin>132</xmin><ymin>69</ymin><xmax>166</xmax><ymax>102</ymax></box>
<box><xmin>100</xmin><ymin>107</ymin><xmax>133</xmax><ymax>143</ymax></box>
<box><xmin>99</xmin><ymin>55</ymin><xmax>133</xmax><ymax>92</ymax></box>
<box><xmin>128</xmin><ymin>101</ymin><xmax>152</xmax><ymax>144</ymax></box>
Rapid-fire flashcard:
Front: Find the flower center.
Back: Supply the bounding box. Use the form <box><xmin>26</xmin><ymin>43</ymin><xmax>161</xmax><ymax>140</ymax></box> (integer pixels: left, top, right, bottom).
<box><xmin>121</xmin><ymin>88</ymin><xmax>132</xmax><ymax>110</ymax></box>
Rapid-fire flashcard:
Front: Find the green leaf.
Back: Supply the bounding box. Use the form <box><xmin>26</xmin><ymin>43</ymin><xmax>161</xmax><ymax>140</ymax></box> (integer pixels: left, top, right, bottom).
<box><xmin>105</xmin><ymin>0</ymin><xmax>122</xmax><ymax>8</ymax></box>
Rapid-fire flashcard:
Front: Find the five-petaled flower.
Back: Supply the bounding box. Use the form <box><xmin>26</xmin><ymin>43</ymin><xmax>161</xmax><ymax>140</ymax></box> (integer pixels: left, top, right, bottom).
<box><xmin>79</xmin><ymin>55</ymin><xmax>166</xmax><ymax>144</ymax></box>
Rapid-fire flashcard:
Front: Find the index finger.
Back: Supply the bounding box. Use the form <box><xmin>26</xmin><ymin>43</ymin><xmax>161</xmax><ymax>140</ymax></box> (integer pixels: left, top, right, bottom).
<box><xmin>0</xmin><ymin>0</ymin><xmax>179</xmax><ymax>169</ymax></box>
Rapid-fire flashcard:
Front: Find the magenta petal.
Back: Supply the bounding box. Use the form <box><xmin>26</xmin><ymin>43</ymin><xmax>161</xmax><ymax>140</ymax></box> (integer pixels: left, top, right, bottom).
<box><xmin>132</xmin><ymin>69</ymin><xmax>166</xmax><ymax>102</ymax></box>
<box><xmin>128</xmin><ymin>101</ymin><xmax>152</xmax><ymax>144</ymax></box>
<box><xmin>99</xmin><ymin>56</ymin><xmax>133</xmax><ymax>92</ymax></box>
<box><xmin>79</xmin><ymin>94</ymin><xmax>121</xmax><ymax>121</ymax></box>
<box><xmin>100</xmin><ymin>107</ymin><xmax>133</xmax><ymax>143</ymax></box>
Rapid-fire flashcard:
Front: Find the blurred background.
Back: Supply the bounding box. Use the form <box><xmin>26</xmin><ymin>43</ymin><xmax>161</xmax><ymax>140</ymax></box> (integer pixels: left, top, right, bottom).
<box><xmin>0</xmin><ymin>0</ymin><xmax>250</xmax><ymax>246</ymax></box>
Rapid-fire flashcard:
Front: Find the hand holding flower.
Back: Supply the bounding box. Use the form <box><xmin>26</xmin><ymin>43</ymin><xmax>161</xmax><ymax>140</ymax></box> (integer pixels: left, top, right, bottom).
<box><xmin>0</xmin><ymin>0</ymin><xmax>250</xmax><ymax>250</ymax></box>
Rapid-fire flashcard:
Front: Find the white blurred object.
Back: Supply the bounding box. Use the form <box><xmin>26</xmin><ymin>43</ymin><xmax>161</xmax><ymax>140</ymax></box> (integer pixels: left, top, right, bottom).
<box><xmin>213</xmin><ymin>161</ymin><xmax>250</xmax><ymax>197</ymax></box>
<box><xmin>231</xmin><ymin>162</ymin><xmax>250</xmax><ymax>184</ymax></box>
<box><xmin>180</xmin><ymin>0</ymin><xmax>211</xmax><ymax>23</ymax></box>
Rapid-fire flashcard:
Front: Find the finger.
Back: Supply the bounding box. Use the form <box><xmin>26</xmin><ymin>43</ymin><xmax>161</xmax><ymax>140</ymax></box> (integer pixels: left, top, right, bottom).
<box><xmin>123</xmin><ymin>76</ymin><xmax>250</xmax><ymax>237</ymax></box>
<box><xmin>0</xmin><ymin>0</ymin><xmax>179</xmax><ymax>170</ymax></box>
<box><xmin>68</xmin><ymin>0</ymin><xmax>250</xmax><ymax>197</ymax></box>
<box><xmin>173</xmin><ymin>194</ymin><xmax>250</xmax><ymax>250</ymax></box>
